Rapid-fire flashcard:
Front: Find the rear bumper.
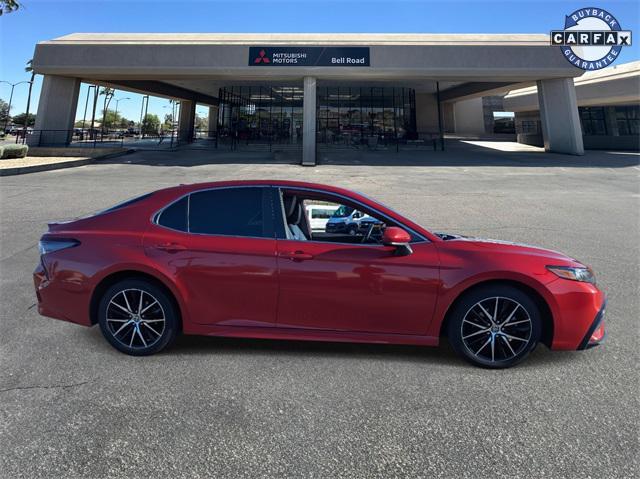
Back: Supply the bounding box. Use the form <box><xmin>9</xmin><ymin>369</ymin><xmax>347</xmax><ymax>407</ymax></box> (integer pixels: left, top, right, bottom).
<box><xmin>577</xmin><ymin>298</ymin><xmax>607</xmax><ymax>350</ymax></box>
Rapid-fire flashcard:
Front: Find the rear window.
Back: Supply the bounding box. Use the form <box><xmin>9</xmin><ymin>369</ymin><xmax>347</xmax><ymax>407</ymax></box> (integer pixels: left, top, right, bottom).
<box><xmin>157</xmin><ymin>196</ymin><xmax>188</xmax><ymax>231</ymax></box>
<box><xmin>188</xmin><ymin>187</ymin><xmax>272</xmax><ymax>237</ymax></box>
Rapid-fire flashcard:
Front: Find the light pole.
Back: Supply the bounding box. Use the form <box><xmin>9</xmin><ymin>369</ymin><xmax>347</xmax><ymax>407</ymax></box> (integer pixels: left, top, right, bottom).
<box><xmin>0</xmin><ymin>80</ymin><xmax>32</xmax><ymax>133</ymax></box>
<box><xmin>81</xmin><ymin>85</ymin><xmax>96</xmax><ymax>139</ymax></box>
<box><xmin>113</xmin><ymin>97</ymin><xmax>130</xmax><ymax>130</ymax></box>
<box><xmin>139</xmin><ymin>95</ymin><xmax>149</xmax><ymax>138</ymax></box>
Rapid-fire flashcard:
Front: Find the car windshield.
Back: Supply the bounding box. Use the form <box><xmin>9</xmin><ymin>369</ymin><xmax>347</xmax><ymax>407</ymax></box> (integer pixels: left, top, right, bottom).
<box><xmin>331</xmin><ymin>205</ymin><xmax>354</xmax><ymax>218</ymax></box>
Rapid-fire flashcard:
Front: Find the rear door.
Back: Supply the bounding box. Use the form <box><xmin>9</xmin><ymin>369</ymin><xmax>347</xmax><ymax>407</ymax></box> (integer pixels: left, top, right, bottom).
<box><xmin>144</xmin><ymin>186</ymin><xmax>279</xmax><ymax>327</ymax></box>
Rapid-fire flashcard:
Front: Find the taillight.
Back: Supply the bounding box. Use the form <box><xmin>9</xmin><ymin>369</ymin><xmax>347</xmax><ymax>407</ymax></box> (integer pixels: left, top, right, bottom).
<box><xmin>38</xmin><ymin>238</ymin><xmax>80</xmax><ymax>256</ymax></box>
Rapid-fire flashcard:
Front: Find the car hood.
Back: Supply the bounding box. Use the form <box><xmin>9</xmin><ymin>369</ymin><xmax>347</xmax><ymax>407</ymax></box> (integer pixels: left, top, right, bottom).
<box><xmin>434</xmin><ymin>232</ymin><xmax>582</xmax><ymax>265</ymax></box>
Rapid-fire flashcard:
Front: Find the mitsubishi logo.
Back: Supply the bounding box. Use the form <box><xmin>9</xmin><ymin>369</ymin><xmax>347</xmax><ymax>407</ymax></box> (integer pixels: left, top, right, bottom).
<box><xmin>254</xmin><ymin>49</ymin><xmax>270</xmax><ymax>64</ymax></box>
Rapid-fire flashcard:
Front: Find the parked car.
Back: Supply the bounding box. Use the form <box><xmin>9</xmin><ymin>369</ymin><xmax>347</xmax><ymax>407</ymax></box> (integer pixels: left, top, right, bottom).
<box><xmin>34</xmin><ymin>180</ymin><xmax>606</xmax><ymax>368</ymax></box>
<box><xmin>325</xmin><ymin>205</ymin><xmax>366</xmax><ymax>235</ymax></box>
<box><xmin>305</xmin><ymin>204</ymin><xmax>339</xmax><ymax>231</ymax></box>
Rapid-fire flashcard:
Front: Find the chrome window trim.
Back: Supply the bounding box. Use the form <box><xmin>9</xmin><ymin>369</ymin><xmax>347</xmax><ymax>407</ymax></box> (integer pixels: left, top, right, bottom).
<box><xmin>150</xmin><ymin>183</ymin><xmax>430</xmax><ymax>244</ymax></box>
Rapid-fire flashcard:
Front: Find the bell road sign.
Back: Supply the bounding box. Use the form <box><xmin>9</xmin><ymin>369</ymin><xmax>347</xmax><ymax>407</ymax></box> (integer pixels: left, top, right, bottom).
<box><xmin>249</xmin><ymin>47</ymin><xmax>370</xmax><ymax>67</ymax></box>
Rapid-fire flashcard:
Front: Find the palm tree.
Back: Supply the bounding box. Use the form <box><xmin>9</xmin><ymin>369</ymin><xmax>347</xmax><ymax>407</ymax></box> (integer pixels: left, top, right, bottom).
<box><xmin>0</xmin><ymin>0</ymin><xmax>21</xmax><ymax>15</ymax></box>
<box><xmin>22</xmin><ymin>59</ymin><xmax>35</xmax><ymax>141</ymax></box>
<box><xmin>99</xmin><ymin>87</ymin><xmax>115</xmax><ymax>133</ymax></box>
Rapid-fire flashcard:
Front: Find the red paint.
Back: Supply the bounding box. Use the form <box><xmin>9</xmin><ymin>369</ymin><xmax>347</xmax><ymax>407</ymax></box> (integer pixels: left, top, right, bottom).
<box><xmin>33</xmin><ymin>180</ymin><xmax>605</xmax><ymax>352</ymax></box>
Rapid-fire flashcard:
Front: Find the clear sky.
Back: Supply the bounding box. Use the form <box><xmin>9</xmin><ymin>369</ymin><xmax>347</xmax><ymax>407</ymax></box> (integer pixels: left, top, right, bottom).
<box><xmin>1</xmin><ymin>0</ymin><xmax>639</xmax><ymax>123</ymax></box>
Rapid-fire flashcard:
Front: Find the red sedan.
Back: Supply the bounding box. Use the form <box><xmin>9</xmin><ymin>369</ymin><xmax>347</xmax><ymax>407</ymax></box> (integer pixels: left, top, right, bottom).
<box><xmin>34</xmin><ymin>180</ymin><xmax>606</xmax><ymax>368</ymax></box>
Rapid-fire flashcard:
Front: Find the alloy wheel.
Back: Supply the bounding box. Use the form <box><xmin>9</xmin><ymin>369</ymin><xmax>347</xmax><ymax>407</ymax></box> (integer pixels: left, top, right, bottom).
<box><xmin>105</xmin><ymin>288</ymin><xmax>166</xmax><ymax>350</ymax></box>
<box><xmin>460</xmin><ymin>296</ymin><xmax>532</xmax><ymax>363</ymax></box>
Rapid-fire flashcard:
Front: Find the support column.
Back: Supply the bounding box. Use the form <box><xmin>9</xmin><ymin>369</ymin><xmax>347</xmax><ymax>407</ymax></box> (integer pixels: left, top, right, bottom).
<box><xmin>537</xmin><ymin>78</ymin><xmax>584</xmax><ymax>155</ymax></box>
<box><xmin>29</xmin><ymin>75</ymin><xmax>81</xmax><ymax>146</ymax></box>
<box><xmin>178</xmin><ymin>100</ymin><xmax>196</xmax><ymax>143</ymax></box>
<box><xmin>208</xmin><ymin>106</ymin><xmax>218</xmax><ymax>138</ymax></box>
<box><xmin>302</xmin><ymin>76</ymin><xmax>317</xmax><ymax>166</ymax></box>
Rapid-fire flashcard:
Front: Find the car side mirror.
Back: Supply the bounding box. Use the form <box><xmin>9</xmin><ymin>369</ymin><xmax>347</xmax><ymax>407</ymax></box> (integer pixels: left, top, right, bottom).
<box><xmin>381</xmin><ymin>227</ymin><xmax>413</xmax><ymax>256</ymax></box>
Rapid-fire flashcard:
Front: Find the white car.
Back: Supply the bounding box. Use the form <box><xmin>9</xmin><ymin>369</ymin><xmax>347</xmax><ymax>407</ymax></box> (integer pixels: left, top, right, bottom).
<box><xmin>305</xmin><ymin>204</ymin><xmax>339</xmax><ymax>231</ymax></box>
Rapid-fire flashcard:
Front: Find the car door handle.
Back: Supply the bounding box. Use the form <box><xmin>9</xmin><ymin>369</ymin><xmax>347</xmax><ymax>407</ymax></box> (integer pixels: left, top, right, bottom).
<box><xmin>153</xmin><ymin>242</ymin><xmax>187</xmax><ymax>253</ymax></box>
<box><xmin>279</xmin><ymin>251</ymin><xmax>314</xmax><ymax>261</ymax></box>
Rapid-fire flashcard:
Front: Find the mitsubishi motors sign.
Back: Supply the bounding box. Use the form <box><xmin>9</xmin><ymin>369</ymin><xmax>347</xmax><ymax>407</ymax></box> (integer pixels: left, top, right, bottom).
<box><xmin>249</xmin><ymin>46</ymin><xmax>370</xmax><ymax>66</ymax></box>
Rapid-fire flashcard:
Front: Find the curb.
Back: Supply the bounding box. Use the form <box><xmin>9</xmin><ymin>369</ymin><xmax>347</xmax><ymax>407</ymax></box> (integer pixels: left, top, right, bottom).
<box><xmin>0</xmin><ymin>149</ymin><xmax>135</xmax><ymax>176</ymax></box>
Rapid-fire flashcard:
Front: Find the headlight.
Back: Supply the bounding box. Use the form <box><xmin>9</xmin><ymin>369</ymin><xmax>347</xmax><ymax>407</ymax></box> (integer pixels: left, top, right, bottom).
<box><xmin>546</xmin><ymin>265</ymin><xmax>596</xmax><ymax>284</ymax></box>
<box><xmin>38</xmin><ymin>238</ymin><xmax>80</xmax><ymax>256</ymax></box>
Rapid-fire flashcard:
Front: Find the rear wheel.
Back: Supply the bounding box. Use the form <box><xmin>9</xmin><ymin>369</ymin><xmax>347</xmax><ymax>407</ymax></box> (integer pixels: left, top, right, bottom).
<box><xmin>98</xmin><ymin>278</ymin><xmax>179</xmax><ymax>356</ymax></box>
<box><xmin>447</xmin><ymin>285</ymin><xmax>541</xmax><ymax>369</ymax></box>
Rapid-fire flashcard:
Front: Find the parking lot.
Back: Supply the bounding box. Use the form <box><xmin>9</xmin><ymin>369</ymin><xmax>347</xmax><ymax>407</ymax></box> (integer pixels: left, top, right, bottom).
<box><xmin>1</xmin><ymin>145</ymin><xmax>638</xmax><ymax>478</ymax></box>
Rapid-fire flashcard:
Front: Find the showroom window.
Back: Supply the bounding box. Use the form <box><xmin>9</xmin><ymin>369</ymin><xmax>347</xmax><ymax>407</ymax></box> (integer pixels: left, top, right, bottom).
<box><xmin>615</xmin><ymin>105</ymin><xmax>639</xmax><ymax>136</ymax></box>
<box><xmin>579</xmin><ymin>107</ymin><xmax>607</xmax><ymax>135</ymax></box>
<box><xmin>188</xmin><ymin>187</ymin><xmax>273</xmax><ymax>238</ymax></box>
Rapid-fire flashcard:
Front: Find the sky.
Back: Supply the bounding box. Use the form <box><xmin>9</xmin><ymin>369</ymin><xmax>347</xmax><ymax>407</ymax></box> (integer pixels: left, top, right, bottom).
<box><xmin>1</xmin><ymin>0</ymin><xmax>638</xmax><ymax>123</ymax></box>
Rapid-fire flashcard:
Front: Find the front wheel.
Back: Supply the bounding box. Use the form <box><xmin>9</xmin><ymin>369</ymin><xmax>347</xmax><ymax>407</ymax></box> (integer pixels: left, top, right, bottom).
<box><xmin>447</xmin><ymin>285</ymin><xmax>541</xmax><ymax>369</ymax></box>
<box><xmin>98</xmin><ymin>278</ymin><xmax>179</xmax><ymax>356</ymax></box>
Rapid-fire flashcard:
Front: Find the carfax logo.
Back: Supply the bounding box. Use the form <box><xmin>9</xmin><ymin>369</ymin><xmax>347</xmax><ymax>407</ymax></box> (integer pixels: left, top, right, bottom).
<box><xmin>551</xmin><ymin>7</ymin><xmax>632</xmax><ymax>70</ymax></box>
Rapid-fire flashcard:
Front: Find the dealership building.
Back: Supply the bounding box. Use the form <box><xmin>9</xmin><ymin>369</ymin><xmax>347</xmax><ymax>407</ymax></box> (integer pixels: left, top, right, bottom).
<box><xmin>30</xmin><ymin>33</ymin><xmax>628</xmax><ymax>164</ymax></box>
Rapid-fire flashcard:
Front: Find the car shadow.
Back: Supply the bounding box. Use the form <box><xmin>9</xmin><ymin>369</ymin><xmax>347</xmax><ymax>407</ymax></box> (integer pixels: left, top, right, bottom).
<box><xmin>169</xmin><ymin>333</ymin><xmax>464</xmax><ymax>367</ymax></box>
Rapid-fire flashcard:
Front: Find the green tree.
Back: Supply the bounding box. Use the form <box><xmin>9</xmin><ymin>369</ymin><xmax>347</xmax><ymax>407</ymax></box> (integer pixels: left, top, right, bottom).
<box><xmin>195</xmin><ymin>114</ymin><xmax>208</xmax><ymax>131</ymax></box>
<box><xmin>99</xmin><ymin>87</ymin><xmax>115</xmax><ymax>132</ymax></box>
<box><xmin>11</xmin><ymin>112</ymin><xmax>35</xmax><ymax>127</ymax></box>
<box><xmin>101</xmin><ymin>109</ymin><xmax>128</xmax><ymax>129</ymax></box>
<box><xmin>141</xmin><ymin>113</ymin><xmax>160</xmax><ymax>135</ymax></box>
<box><xmin>0</xmin><ymin>99</ymin><xmax>9</xmax><ymax>124</ymax></box>
<box><xmin>163</xmin><ymin>113</ymin><xmax>173</xmax><ymax>131</ymax></box>
<box><xmin>0</xmin><ymin>0</ymin><xmax>21</xmax><ymax>15</ymax></box>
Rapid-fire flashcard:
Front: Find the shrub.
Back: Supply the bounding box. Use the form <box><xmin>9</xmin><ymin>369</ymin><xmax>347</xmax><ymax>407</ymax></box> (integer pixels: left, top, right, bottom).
<box><xmin>1</xmin><ymin>144</ymin><xmax>29</xmax><ymax>159</ymax></box>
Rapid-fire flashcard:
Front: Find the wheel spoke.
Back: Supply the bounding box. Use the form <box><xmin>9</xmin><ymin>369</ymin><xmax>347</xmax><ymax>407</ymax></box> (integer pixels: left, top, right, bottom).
<box><xmin>113</xmin><ymin>320</ymin><xmax>133</xmax><ymax>336</ymax></box>
<box><xmin>137</xmin><ymin>290</ymin><xmax>144</xmax><ymax>315</ymax></box>
<box><xmin>107</xmin><ymin>318</ymin><xmax>130</xmax><ymax>322</ymax></box>
<box><xmin>501</xmin><ymin>335</ymin><xmax>517</xmax><ymax>357</ymax></box>
<box><xmin>463</xmin><ymin>318</ymin><xmax>487</xmax><ymax>329</ymax></box>
<box><xmin>499</xmin><ymin>332</ymin><xmax>529</xmax><ymax>342</ymax></box>
<box><xmin>109</xmin><ymin>300</ymin><xmax>131</xmax><ymax>315</ymax></box>
<box><xmin>501</xmin><ymin>304</ymin><xmax>520</xmax><ymax>326</ymax></box>
<box><xmin>121</xmin><ymin>291</ymin><xmax>133</xmax><ymax>313</ymax></box>
<box><xmin>136</xmin><ymin>327</ymin><xmax>147</xmax><ymax>347</ymax></box>
<box><xmin>503</xmin><ymin>319</ymin><xmax>529</xmax><ymax>327</ymax></box>
<box><xmin>129</xmin><ymin>326</ymin><xmax>137</xmax><ymax>347</ymax></box>
<box><xmin>475</xmin><ymin>337</ymin><xmax>492</xmax><ymax>356</ymax></box>
<box><xmin>140</xmin><ymin>300</ymin><xmax>158</xmax><ymax>315</ymax></box>
<box><xmin>490</xmin><ymin>334</ymin><xmax>495</xmax><ymax>362</ymax></box>
<box><xmin>477</xmin><ymin>303</ymin><xmax>493</xmax><ymax>322</ymax></box>
<box><xmin>493</xmin><ymin>298</ymin><xmax>499</xmax><ymax>322</ymax></box>
<box><xmin>143</xmin><ymin>322</ymin><xmax>162</xmax><ymax>337</ymax></box>
<box><xmin>462</xmin><ymin>328</ymin><xmax>490</xmax><ymax>340</ymax></box>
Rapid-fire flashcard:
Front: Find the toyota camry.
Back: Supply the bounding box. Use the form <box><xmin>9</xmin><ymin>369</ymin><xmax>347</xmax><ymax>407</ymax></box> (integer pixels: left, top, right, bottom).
<box><xmin>34</xmin><ymin>180</ymin><xmax>606</xmax><ymax>368</ymax></box>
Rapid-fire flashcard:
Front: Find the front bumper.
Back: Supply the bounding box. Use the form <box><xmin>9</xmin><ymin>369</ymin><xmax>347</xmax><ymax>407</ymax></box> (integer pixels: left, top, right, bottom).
<box><xmin>577</xmin><ymin>298</ymin><xmax>607</xmax><ymax>350</ymax></box>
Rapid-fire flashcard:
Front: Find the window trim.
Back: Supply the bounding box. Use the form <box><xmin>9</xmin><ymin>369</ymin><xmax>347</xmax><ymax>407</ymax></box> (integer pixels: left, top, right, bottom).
<box><xmin>276</xmin><ymin>186</ymin><xmax>429</xmax><ymax>245</ymax></box>
<box><xmin>151</xmin><ymin>185</ymin><xmax>277</xmax><ymax>240</ymax></box>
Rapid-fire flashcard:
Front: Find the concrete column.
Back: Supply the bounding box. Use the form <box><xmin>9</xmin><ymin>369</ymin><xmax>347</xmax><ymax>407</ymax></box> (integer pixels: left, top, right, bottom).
<box><xmin>178</xmin><ymin>100</ymin><xmax>196</xmax><ymax>143</ymax></box>
<box><xmin>208</xmin><ymin>106</ymin><xmax>218</xmax><ymax>137</ymax></box>
<box><xmin>30</xmin><ymin>75</ymin><xmax>80</xmax><ymax>146</ymax></box>
<box><xmin>302</xmin><ymin>77</ymin><xmax>316</xmax><ymax>166</ymax></box>
<box><xmin>537</xmin><ymin>78</ymin><xmax>584</xmax><ymax>155</ymax></box>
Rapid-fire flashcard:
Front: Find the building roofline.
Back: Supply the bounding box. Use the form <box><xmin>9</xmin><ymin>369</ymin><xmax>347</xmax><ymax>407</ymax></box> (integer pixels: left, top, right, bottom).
<box><xmin>43</xmin><ymin>32</ymin><xmax>552</xmax><ymax>46</ymax></box>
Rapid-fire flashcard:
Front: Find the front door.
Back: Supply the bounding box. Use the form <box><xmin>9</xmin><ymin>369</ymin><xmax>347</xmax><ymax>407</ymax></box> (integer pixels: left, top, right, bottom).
<box><xmin>274</xmin><ymin>190</ymin><xmax>440</xmax><ymax>335</ymax></box>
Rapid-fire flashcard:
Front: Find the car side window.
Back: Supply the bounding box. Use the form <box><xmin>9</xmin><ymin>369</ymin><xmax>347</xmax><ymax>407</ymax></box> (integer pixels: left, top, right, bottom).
<box><xmin>188</xmin><ymin>187</ymin><xmax>274</xmax><ymax>238</ymax></box>
<box><xmin>157</xmin><ymin>196</ymin><xmax>188</xmax><ymax>231</ymax></box>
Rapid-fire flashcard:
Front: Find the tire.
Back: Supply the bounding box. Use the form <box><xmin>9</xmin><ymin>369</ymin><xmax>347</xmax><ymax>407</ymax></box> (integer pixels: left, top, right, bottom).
<box><xmin>447</xmin><ymin>284</ymin><xmax>541</xmax><ymax>369</ymax></box>
<box><xmin>98</xmin><ymin>278</ymin><xmax>179</xmax><ymax>356</ymax></box>
<box><xmin>347</xmin><ymin>225</ymin><xmax>358</xmax><ymax>236</ymax></box>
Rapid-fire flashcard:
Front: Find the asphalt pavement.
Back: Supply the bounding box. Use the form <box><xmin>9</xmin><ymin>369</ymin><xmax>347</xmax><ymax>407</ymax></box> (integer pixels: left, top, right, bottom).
<box><xmin>1</xmin><ymin>144</ymin><xmax>638</xmax><ymax>478</ymax></box>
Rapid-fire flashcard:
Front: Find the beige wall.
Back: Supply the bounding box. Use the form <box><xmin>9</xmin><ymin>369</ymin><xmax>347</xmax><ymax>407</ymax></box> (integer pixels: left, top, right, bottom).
<box><xmin>452</xmin><ymin>97</ymin><xmax>485</xmax><ymax>134</ymax></box>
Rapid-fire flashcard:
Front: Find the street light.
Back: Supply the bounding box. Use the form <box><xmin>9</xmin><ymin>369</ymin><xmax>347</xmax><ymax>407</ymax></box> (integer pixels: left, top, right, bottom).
<box><xmin>113</xmin><ymin>97</ymin><xmax>130</xmax><ymax>130</ymax></box>
<box><xmin>0</xmin><ymin>80</ymin><xmax>32</xmax><ymax>133</ymax></box>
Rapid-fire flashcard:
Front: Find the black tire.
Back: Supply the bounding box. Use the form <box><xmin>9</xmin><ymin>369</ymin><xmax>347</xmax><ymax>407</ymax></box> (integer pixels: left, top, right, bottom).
<box><xmin>98</xmin><ymin>278</ymin><xmax>179</xmax><ymax>356</ymax></box>
<box><xmin>347</xmin><ymin>225</ymin><xmax>358</xmax><ymax>236</ymax></box>
<box><xmin>447</xmin><ymin>284</ymin><xmax>541</xmax><ymax>369</ymax></box>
